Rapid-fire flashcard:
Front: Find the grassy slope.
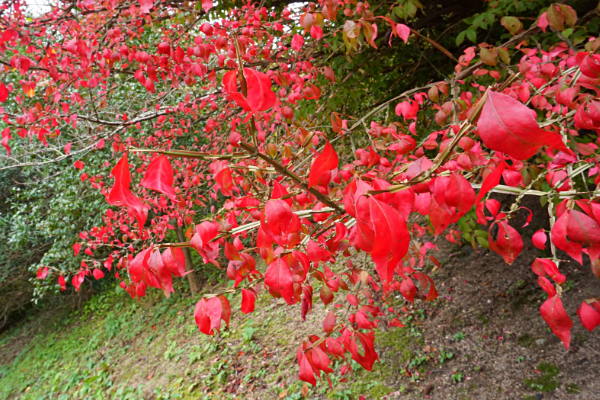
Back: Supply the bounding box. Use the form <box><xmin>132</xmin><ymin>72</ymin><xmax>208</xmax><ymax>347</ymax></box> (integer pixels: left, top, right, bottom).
<box><xmin>3</xmin><ymin>222</ymin><xmax>599</xmax><ymax>400</ymax></box>
<box><xmin>0</xmin><ymin>282</ymin><xmax>420</xmax><ymax>400</ymax></box>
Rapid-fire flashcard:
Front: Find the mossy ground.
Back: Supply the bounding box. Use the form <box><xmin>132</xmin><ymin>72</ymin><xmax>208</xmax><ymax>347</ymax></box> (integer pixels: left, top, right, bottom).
<box><xmin>0</xmin><ymin>282</ymin><xmax>430</xmax><ymax>400</ymax></box>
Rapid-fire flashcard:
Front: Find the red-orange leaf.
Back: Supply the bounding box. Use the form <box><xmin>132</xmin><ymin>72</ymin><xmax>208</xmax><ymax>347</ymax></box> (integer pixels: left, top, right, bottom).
<box><xmin>540</xmin><ymin>294</ymin><xmax>572</xmax><ymax>350</ymax></box>
<box><xmin>140</xmin><ymin>155</ymin><xmax>177</xmax><ymax>201</ymax></box>
<box><xmin>309</xmin><ymin>141</ymin><xmax>338</xmax><ymax>188</ymax></box>
<box><xmin>445</xmin><ymin>172</ymin><xmax>475</xmax><ymax>214</ymax></box>
<box><xmin>369</xmin><ymin>197</ymin><xmax>409</xmax><ymax>282</ymax></box>
<box><xmin>489</xmin><ymin>220</ymin><xmax>523</xmax><ymax>264</ymax></box>
<box><xmin>264</xmin><ymin>257</ymin><xmax>294</xmax><ymax>305</ymax></box>
<box><xmin>576</xmin><ymin>302</ymin><xmax>600</xmax><ymax>332</ymax></box>
<box><xmin>107</xmin><ymin>155</ymin><xmax>149</xmax><ymax>228</ymax></box>
<box><xmin>241</xmin><ymin>289</ymin><xmax>256</xmax><ymax>314</ymax></box>
<box><xmin>476</xmin><ymin>160</ymin><xmax>505</xmax><ymax>203</ymax></box>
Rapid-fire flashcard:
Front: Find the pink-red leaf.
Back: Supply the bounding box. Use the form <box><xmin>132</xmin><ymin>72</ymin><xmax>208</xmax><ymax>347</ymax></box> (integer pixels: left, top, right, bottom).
<box><xmin>576</xmin><ymin>302</ymin><xmax>600</xmax><ymax>332</ymax></box>
<box><xmin>445</xmin><ymin>172</ymin><xmax>475</xmax><ymax>214</ymax></box>
<box><xmin>477</xmin><ymin>91</ymin><xmax>570</xmax><ymax>160</ymax></box>
<box><xmin>323</xmin><ymin>311</ymin><xmax>336</xmax><ymax>333</ymax></box>
<box><xmin>476</xmin><ymin>160</ymin><xmax>505</xmax><ymax>203</ymax></box>
<box><xmin>532</xmin><ymin>229</ymin><xmax>547</xmax><ymax>250</ymax></box>
<box><xmin>264</xmin><ymin>257</ymin><xmax>294</xmax><ymax>305</ymax></box>
<box><xmin>540</xmin><ymin>294</ymin><xmax>572</xmax><ymax>350</ymax></box>
<box><xmin>140</xmin><ymin>155</ymin><xmax>177</xmax><ymax>201</ymax></box>
<box><xmin>241</xmin><ymin>289</ymin><xmax>256</xmax><ymax>314</ymax></box>
<box><xmin>309</xmin><ymin>141</ymin><xmax>338</xmax><ymax>188</ymax></box>
<box><xmin>369</xmin><ymin>197</ymin><xmax>409</xmax><ymax>282</ymax></box>
<box><xmin>107</xmin><ymin>155</ymin><xmax>149</xmax><ymax>228</ymax></box>
<box><xmin>396</xmin><ymin>24</ymin><xmax>410</xmax><ymax>43</ymax></box>
<box><xmin>202</xmin><ymin>0</ymin><xmax>213</xmax><ymax>13</ymax></box>
<box><xmin>488</xmin><ymin>220</ymin><xmax>523</xmax><ymax>264</ymax></box>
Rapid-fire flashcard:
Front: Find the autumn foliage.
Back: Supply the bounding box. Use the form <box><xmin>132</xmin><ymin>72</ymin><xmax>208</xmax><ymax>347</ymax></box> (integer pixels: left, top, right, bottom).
<box><xmin>3</xmin><ymin>0</ymin><xmax>600</xmax><ymax>387</ymax></box>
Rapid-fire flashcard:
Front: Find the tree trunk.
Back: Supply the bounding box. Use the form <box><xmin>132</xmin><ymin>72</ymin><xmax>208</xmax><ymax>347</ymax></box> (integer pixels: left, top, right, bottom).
<box><xmin>175</xmin><ymin>224</ymin><xmax>201</xmax><ymax>294</ymax></box>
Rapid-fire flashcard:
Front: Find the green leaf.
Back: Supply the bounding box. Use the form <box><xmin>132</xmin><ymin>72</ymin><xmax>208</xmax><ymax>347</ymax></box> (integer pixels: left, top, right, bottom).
<box><xmin>473</xmin><ymin>14</ymin><xmax>485</xmax><ymax>29</ymax></box>
<box><xmin>456</xmin><ymin>31</ymin><xmax>466</xmax><ymax>46</ymax></box>
<box><xmin>405</xmin><ymin>1</ymin><xmax>417</xmax><ymax>19</ymax></box>
<box><xmin>466</xmin><ymin>28</ymin><xmax>477</xmax><ymax>43</ymax></box>
<box><xmin>476</xmin><ymin>236</ymin><xmax>489</xmax><ymax>249</ymax></box>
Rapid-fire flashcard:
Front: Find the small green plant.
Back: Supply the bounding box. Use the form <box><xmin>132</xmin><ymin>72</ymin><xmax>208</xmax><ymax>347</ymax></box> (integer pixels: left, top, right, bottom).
<box><xmin>524</xmin><ymin>363</ymin><xmax>560</xmax><ymax>393</ymax></box>
<box><xmin>453</xmin><ymin>332</ymin><xmax>465</xmax><ymax>341</ymax></box>
<box><xmin>439</xmin><ymin>349</ymin><xmax>454</xmax><ymax>363</ymax></box>
<box><xmin>451</xmin><ymin>371</ymin><xmax>464</xmax><ymax>383</ymax></box>
<box><xmin>565</xmin><ymin>382</ymin><xmax>582</xmax><ymax>394</ymax></box>
<box><xmin>243</xmin><ymin>319</ymin><xmax>256</xmax><ymax>343</ymax></box>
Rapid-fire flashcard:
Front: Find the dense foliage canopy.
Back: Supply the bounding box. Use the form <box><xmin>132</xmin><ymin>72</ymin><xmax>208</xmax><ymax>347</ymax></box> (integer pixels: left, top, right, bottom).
<box><xmin>1</xmin><ymin>0</ymin><xmax>600</xmax><ymax>386</ymax></box>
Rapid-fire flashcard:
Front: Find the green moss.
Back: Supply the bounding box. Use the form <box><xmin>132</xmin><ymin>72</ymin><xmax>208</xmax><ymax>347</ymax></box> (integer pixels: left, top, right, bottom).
<box><xmin>375</xmin><ymin>327</ymin><xmax>417</xmax><ymax>365</ymax></box>
<box><xmin>513</xmin><ymin>288</ymin><xmax>536</xmax><ymax>312</ymax></box>
<box><xmin>524</xmin><ymin>363</ymin><xmax>560</xmax><ymax>392</ymax></box>
<box><xmin>537</xmin><ymin>362</ymin><xmax>559</xmax><ymax>375</ymax></box>
<box><xmin>517</xmin><ymin>334</ymin><xmax>535</xmax><ymax>348</ymax></box>
<box><xmin>565</xmin><ymin>382</ymin><xmax>582</xmax><ymax>394</ymax></box>
<box><xmin>476</xmin><ymin>313</ymin><xmax>489</xmax><ymax>324</ymax></box>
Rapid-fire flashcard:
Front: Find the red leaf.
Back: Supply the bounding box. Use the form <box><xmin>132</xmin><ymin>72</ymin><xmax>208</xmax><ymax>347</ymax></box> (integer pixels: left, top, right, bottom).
<box><xmin>396</xmin><ymin>24</ymin><xmax>410</xmax><ymax>43</ymax></box>
<box><xmin>342</xmin><ymin>330</ymin><xmax>378</xmax><ymax>371</ymax></box>
<box><xmin>201</xmin><ymin>0</ymin><xmax>213</xmax><ymax>13</ymax></box>
<box><xmin>0</xmin><ymin>83</ymin><xmax>8</xmax><ymax>102</ymax></box>
<box><xmin>308</xmin><ymin>141</ymin><xmax>338</xmax><ymax>188</ymax></box>
<box><xmin>264</xmin><ymin>257</ymin><xmax>295</xmax><ymax>305</ymax></box>
<box><xmin>538</xmin><ymin>276</ymin><xmax>557</xmax><ymax>297</ymax></box>
<box><xmin>161</xmin><ymin>247</ymin><xmax>188</xmax><ymax>277</ymax></box>
<box><xmin>566</xmin><ymin>210</ymin><xmax>600</xmax><ymax>245</ymax></box>
<box><xmin>301</xmin><ymin>285</ymin><xmax>313</xmax><ymax>321</ymax></box>
<box><xmin>576</xmin><ymin>302</ymin><xmax>600</xmax><ymax>332</ymax></box>
<box><xmin>551</xmin><ymin>212</ymin><xmax>583</xmax><ymax>264</ymax></box>
<box><xmin>37</xmin><ymin>267</ymin><xmax>49</xmax><ymax>279</ymax></box>
<box><xmin>477</xmin><ymin>91</ymin><xmax>570</xmax><ymax>160</ymax></box>
<box><xmin>292</xmin><ymin>34</ymin><xmax>304</xmax><ymax>51</ymax></box>
<box><xmin>400</xmin><ymin>276</ymin><xmax>417</xmax><ymax>302</ymax></box>
<box><xmin>138</xmin><ymin>0</ymin><xmax>153</xmax><ymax>13</ymax></box>
<box><xmin>532</xmin><ymin>229</ymin><xmax>547</xmax><ymax>250</ymax></box>
<box><xmin>146</xmin><ymin>249</ymin><xmax>174</xmax><ymax>297</ymax></box>
<box><xmin>144</xmin><ymin>77</ymin><xmax>155</xmax><ymax>93</ymax></box>
<box><xmin>107</xmin><ymin>155</ymin><xmax>149</xmax><ymax>228</ymax></box>
<box><xmin>540</xmin><ymin>295</ymin><xmax>572</xmax><ymax>350</ymax></box>
<box><xmin>73</xmin><ymin>243</ymin><xmax>81</xmax><ymax>256</ymax></box>
<box><xmin>488</xmin><ymin>220</ymin><xmax>523</xmax><ymax>264</ymax></box>
<box><xmin>1</xmin><ymin>128</ymin><xmax>11</xmax><ymax>157</ymax></box>
<box><xmin>244</xmin><ymin>68</ymin><xmax>276</xmax><ymax>111</ymax></box>
<box><xmin>93</xmin><ymin>268</ymin><xmax>104</xmax><ymax>280</ymax></box>
<box><xmin>241</xmin><ymin>289</ymin><xmax>256</xmax><ymax>314</ymax></box>
<box><xmin>445</xmin><ymin>172</ymin><xmax>475</xmax><ymax>214</ymax></box>
<box><xmin>58</xmin><ymin>276</ymin><xmax>66</xmax><ymax>291</ymax></box>
<box><xmin>532</xmin><ymin>258</ymin><xmax>566</xmax><ymax>285</ymax></box>
<box><xmin>260</xmin><ymin>199</ymin><xmax>301</xmax><ymax>248</ymax></box>
<box><xmin>412</xmin><ymin>272</ymin><xmax>438</xmax><ymax>301</ymax></box>
<box><xmin>320</xmin><ymin>285</ymin><xmax>333</xmax><ymax>306</ymax></box>
<box><xmin>194</xmin><ymin>296</ymin><xmax>229</xmax><ymax>335</ymax></box>
<box><xmin>223</xmin><ymin>68</ymin><xmax>276</xmax><ymax>112</ymax></box>
<box><xmin>140</xmin><ymin>155</ymin><xmax>177</xmax><ymax>201</ymax></box>
<box><xmin>368</xmin><ymin>197</ymin><xmax>409</xmax><ymax>282</ymax></box>
<box><xmin>311</xmin><ymin>347</ymin><xmax>333</xmax><ymax>374</ymax></box>
<box><xmin>323</xmin><ymin>311</ymin><xmax>336</xmax><ymax>333</ymax></box>
<box><xmin>298</xmin><ymin>353</ymin><xmax>317</xmax><ymax>386</ymax></box>
<box><xmin>476</xmin><ymin>160</ymin><xmax>505</xmax><ymax>203</ymax></box>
